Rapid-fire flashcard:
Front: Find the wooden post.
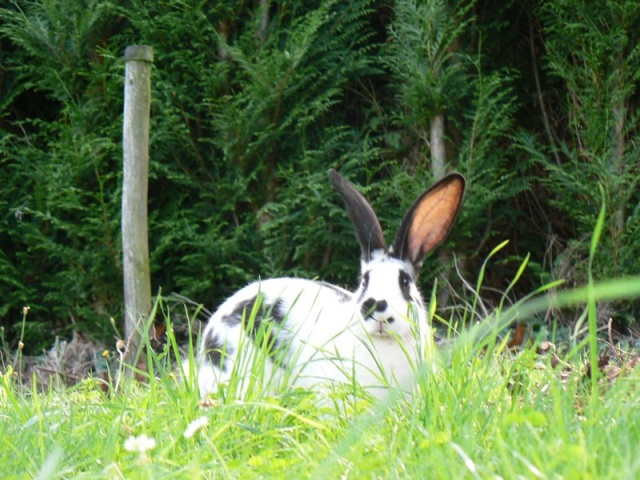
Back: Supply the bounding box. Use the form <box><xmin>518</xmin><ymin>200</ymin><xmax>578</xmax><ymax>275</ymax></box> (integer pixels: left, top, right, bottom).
<box><xmin>122</xmin><ymin>45</ymin><xmax>153</xmax><ymax>367</ymax></box>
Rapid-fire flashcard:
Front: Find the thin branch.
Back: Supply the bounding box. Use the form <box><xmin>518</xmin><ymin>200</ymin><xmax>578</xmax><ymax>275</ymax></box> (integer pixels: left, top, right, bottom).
<box><xmin>529</xmin><ymin>14</ymin><xmax>561</xmax><ymax>167</ymax></box>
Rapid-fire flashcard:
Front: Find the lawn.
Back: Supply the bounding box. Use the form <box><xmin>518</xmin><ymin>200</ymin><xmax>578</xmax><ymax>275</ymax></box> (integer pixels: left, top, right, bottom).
<box><xmin>3</xmin><ymin>274</ymin><xmax>640</xmax><ymax>479</ymax></box>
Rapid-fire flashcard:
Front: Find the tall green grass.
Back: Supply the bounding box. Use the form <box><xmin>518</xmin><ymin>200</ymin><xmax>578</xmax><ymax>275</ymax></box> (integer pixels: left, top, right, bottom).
<box><xmin>2</xmin><ymin>270</ymin><xmax>640</xmax><ymax>478</ymax></box>
<box><xmin>3</xmin><ymin>216</ymin><xmax>640</xmax><ymax>478</ymax></box>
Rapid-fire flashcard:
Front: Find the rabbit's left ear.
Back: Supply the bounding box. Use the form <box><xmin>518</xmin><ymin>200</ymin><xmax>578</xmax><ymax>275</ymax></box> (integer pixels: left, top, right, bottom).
<box><xmin>391</xmin><ymin>173</ymin><xmax>465</xmax><ymax>269</ymax></box>
<box><xmin>329</xmin><ymin>169</ymin><xmax>386</xmax><ymax>261</ymax></box>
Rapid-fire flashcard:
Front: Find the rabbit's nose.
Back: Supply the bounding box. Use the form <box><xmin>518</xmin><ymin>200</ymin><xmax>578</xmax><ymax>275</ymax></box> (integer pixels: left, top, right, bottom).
<box><xmin>374</xmin><ymin>299</ymin><xmax>388</xmax><ymax>311</ymax></box>
<box><xmin>361</xmin><ymin>298</ymin><xmax>388</xmax><ymax>317</ymax></box>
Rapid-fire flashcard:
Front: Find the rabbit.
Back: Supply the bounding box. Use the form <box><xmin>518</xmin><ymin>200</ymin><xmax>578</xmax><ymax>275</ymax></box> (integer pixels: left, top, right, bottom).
<box><xmin>197</xmin><ymin>169</ymin><xmax>465</xmax><ymax>399</ymax></box>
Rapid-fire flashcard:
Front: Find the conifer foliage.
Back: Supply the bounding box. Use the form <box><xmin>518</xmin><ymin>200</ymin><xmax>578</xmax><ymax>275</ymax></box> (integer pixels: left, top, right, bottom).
<box><xmin>0</xmin><ymin>0</ymin><xmax>639</xmax><ymax>349</ymax></box>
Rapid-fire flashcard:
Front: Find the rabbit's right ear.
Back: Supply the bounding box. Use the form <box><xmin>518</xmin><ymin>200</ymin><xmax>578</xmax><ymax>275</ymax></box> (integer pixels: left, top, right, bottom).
<box><xmin>329</xmin><ymin>169</ymin><xmax>386</xmax><ymax>260</ymax></box>
<box><xmin>391</xmin><ymin>173</ymin><xmax>465</xmax><ymax>270</ymax></box>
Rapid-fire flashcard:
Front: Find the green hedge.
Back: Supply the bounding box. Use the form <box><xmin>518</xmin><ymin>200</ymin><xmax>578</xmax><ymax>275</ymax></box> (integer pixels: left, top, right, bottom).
<box><xmin>1</xmin><ymin>0</ymin><xmax>639</xmax><ymax>351</ymax></box>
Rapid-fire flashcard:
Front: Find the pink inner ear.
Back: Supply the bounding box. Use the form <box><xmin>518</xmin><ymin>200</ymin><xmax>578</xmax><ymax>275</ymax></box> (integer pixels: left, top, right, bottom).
<box><xmin>408</xmin><ymin>179</ymin><xmax>464</xmax><ymax>262</ymax></box>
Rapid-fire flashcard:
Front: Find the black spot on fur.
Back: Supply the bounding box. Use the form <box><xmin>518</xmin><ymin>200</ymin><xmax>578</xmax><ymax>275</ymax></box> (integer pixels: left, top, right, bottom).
<box><xmin>203</xmin><ymin>333</ymin><xmax>231</xmax><ymax>372</ymax></box>
<box><xmin>221</xmin><ymin>296</ymin><xmax>288</xmax><ymax>360</ymax></box>
<box><xmin>221</xmin><ymin>297</ymin><xmax>257</xmax><ymax>326</ymax></box>
<box><xmin>357</xmin><ymin>271</ymin><xmax>370</xmax><ymax>302</ymax></box>
<box><xmin>362</xmin><ymin>271</ymin><xmax>370</xmax><ymax>290</ymax></box>
<box><xmin>316</xmin><ymin>281</ymin><xmax>352</xmax><ymax>303</ymax></box>
<box><xmin>270</xmin><ymin>299</ymin><xmax>287</xmax><ymax>324</ymax></box>
<box><xmin>248</xmin><ymin>299</ymin><xmax>288</xmax><ymax>358</ymax></box>
<box><xmin>398</xmin><ymin>270</ymin><xmax>412</xmax><ymax>301</ymax></box>
<box><xmin>361</xmin><ymin>298</ymin><xmax>373</xmax><ymax>316</ymax></box>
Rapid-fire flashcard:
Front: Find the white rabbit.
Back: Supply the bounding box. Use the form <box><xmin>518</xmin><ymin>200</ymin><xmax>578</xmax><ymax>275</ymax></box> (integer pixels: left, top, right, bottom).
<box><xmin>197</xmin><ymin>169</ymin><xmax>465</xmax><ymax>399</ymax></box>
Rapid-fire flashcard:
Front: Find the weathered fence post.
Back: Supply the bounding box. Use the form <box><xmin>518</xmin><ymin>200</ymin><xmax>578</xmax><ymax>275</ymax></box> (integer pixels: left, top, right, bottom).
<box><xmin>122</xmin><ymin>45</ymin><xmax>153</xmax><ymax>368</ymax></box>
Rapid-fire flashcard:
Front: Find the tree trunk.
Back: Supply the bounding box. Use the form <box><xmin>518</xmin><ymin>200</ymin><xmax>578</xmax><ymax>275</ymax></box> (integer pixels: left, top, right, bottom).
<box><xmin>430</xmin><ymin>113</ymin><xmax>446</xmax><ymax>179</ymax></box>
<box><xmin>429</xmin><ymin>112</ymin><xmax>453</xmax><ymax>308</ymax></box>
<box><xmin>259</xmin><ymin>0</ymin><xmax>270</xmax><ymax>43</ymax></box>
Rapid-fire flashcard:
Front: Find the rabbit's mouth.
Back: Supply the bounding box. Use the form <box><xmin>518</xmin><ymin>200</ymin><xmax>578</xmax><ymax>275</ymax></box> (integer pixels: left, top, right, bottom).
<box><xmin>373</xmin><ymin>317</ymin><xmax>396</xmax><ymax>335</ymax></box>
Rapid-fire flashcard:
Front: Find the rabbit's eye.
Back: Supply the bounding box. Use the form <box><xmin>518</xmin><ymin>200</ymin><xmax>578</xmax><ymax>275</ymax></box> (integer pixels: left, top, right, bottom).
<box><xmin>398</xmin><ymin>271</ymin><xmax>412</xmax><ymax>300</ymax></box>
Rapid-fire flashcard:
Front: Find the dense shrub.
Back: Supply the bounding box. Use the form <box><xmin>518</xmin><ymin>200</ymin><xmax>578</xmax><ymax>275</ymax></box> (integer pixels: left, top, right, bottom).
<box><xmin>1</xmin><ymin>0</ymin><xmax>639</xmax><ymax>351</ymax></box>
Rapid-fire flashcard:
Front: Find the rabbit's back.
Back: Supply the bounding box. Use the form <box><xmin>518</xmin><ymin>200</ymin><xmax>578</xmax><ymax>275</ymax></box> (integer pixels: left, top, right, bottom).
<box><xmin>197</xmin><ymin>278</ymin><xmax>360</xmax><ymax>395</ymax></box>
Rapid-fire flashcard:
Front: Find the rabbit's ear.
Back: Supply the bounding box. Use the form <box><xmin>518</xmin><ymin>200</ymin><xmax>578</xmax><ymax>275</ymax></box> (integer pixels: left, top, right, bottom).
<box><xmin>329</xmin><ymin>169</ymin><xmax>385</xmax><ymax>260</ymax></box>
<box><xmin>391</xmin><ymin>173</ymin><xmax>465</xmax><ymax>269</ymax></box>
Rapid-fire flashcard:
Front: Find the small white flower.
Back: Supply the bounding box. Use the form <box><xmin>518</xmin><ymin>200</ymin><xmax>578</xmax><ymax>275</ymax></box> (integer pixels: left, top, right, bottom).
<box><xmin>124</xmin><ymin>434</ymin><xmax>157</xmax><ymax>453</ymax></box>
<box><xmin>183</xmin><ymin>416</ymin><xmax>209</xmax><ymax>439</ymax></box>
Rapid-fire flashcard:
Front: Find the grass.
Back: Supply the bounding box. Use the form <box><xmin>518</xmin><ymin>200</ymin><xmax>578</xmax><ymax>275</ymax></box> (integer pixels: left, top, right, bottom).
<box><xmin>3</xmin><ymin>274</ymin><xmax>640</xmax><ymax>479</ymax></box>
<box><xmin>4</xmin><ymin>218</ymin><xmax>640</xmax><ymax>479</ymax></box>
